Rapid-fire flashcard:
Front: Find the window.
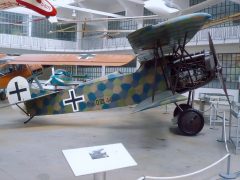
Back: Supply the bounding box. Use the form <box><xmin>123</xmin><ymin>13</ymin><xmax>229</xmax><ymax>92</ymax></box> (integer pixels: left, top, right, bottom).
<box><xmin>0</xmin><ymin>11</ymin><xmax>76</xmax><ymax>41</ymax></box>
<box><xmin>32</xmin><ymin>17</ymin><xmax>76</xmax><ymax>41</ymax></box>
<box><xmin>0</xmin><ymin>11</ymin><xmax>28</xmax><ymax>36</ymax></box>
<box><xmin>143</xmin><ymin>8</ymin><xmax>165</xmax><ymax>27</ymax></box>
<box><xmin>189</xmin><ymin>0</ymin><xmax>240</xmax><ymax>27</ymax></box>
<box><xmin>204</xmin><ymin>53</ymin><xmax>240</xmax><ymax>89</ymax></box>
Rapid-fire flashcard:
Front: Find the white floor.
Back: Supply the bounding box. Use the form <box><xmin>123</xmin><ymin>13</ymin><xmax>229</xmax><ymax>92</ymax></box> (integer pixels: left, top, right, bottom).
<box><xmin>0</xmin><ymin>102</ymin><xmax>239</xmax><ymax>180</ymax></box>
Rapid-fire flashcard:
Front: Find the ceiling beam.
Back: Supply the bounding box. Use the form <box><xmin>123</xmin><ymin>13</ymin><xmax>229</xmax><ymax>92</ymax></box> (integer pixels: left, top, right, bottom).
<box><xmin>53</xmin><ymin>3</ymin><xmax>124</xmax><ymax>18</ymax></box>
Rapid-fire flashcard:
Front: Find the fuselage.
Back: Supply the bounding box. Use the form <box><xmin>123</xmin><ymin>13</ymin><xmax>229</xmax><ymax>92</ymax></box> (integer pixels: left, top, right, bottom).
<box><xmin>25</xmin><ymin>61</ymin><xmax>167</xmax><ymax>116</ymax></box>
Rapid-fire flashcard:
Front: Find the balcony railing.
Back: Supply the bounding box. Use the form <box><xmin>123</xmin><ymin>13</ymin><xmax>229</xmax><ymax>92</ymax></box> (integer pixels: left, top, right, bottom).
<box><xmin>0</xmin><ymin>34</ymin><xmax>77</xmax><ymax>52</ymax></box>
<box><xmin>189</xmin><ymin>25</ymin><xmax>240</xmax><ymax>45</ymax></box>
<box><xmin>80</xmin><ymin>25</ymin><xmax>240</xmax><ymax>51</ymax></box>
<box><xmin>80</xmin><ymin>37</ymin><xmax>131</xmax><ymax>51</ymax></box>
<box><xmin>0</xmin><ymin>25</ymin><xmax>239</xmax><ymax>52</ymax></box>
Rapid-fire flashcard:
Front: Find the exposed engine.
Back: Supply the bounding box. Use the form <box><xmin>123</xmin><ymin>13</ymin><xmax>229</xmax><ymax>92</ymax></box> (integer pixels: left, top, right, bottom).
<box><xmin>167</xmin><ymin>52</ymin><xmax>216</xmax><ymax>93</ymax></box>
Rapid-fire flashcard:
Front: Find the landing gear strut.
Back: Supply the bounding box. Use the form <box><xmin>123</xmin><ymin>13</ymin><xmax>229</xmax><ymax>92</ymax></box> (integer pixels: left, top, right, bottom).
<box><xmin>173</xmin><ymin>104</ymin><xmax>192</xmax><ymax>117</ymax></box>
<box><xmin>157</xmin><ymin>32</ymin><xmax>210</xmax><ymax>135</ymax></box>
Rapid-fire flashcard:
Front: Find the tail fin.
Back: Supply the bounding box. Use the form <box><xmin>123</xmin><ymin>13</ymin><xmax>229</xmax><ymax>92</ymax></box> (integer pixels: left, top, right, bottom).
<box><xmin>7</xmin><ymin>76</ymin><xmax>31</xmax><ymax>103</ymax></box>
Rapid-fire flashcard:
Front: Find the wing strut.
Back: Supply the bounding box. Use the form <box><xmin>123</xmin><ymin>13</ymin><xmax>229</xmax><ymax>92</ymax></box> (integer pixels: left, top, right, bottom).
<box><xmin>151</xmin><ymin>43</ymin><xmax>172</xmax><ymax>102</ymax></box>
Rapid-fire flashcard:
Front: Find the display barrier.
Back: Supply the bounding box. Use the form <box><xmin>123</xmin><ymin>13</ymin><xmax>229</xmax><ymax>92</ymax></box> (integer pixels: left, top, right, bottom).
<box><xmin>199</xmin><ymin>93</ymin><xmax>233</xmax><ymax>128</ymax></box>
<box><xmin>229</xmin><ymin>101</ymin><xmax>240</xmax><ymax>154</ymax></box>
<box><xmin>137</xmin><ymin>108</ymin><xmax>239</xmax><ymax>180</ymax></box>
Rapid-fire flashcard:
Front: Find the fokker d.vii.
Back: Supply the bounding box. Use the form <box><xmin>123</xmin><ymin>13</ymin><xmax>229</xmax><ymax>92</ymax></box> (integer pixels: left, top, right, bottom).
<box><xmin>4</xmin><ymin>13</ymin><xmax>230</xmax><ymax>136</ymax></box>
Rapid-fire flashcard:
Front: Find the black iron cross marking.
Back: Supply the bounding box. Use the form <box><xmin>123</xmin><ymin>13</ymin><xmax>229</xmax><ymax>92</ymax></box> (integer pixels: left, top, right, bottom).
<box><xmin>9</xmin><ymin>82</ymin><xmax>27</xmax><ymax>101</ymax></box>
<box><xmin>63</xmin><ymin>89</ymin><xmax>85</xmax><ymax>112</ymax></box>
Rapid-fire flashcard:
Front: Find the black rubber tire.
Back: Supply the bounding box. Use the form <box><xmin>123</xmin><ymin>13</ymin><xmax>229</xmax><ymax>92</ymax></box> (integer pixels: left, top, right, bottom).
<box><xmin>173</xmin><ymin>104</ymin><xmax>192</xmax><ymax>117</ymax></box>
<box><xmin>177</xmin><ymin>109</ymin><xmax>204</xmax><ymax>136</ymax></box>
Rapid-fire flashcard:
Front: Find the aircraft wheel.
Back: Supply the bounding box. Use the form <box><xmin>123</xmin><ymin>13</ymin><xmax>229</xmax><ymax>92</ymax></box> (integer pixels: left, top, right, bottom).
<box><xmin>177</xmin><ymin>109</ymin><xmax>204</xmax><ymax>136</ymax></box>
<box><xmin>173</xmin><ymin>104</ymin><xmax>192</xmax><ymax>117</ymax></box>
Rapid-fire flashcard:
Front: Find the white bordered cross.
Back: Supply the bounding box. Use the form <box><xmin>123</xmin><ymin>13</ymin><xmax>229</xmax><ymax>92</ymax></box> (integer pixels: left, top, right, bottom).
<box><xmin>63</xmin><ymin>89</ymin><xmax>85</xmax><ymax>112</ymax></box>
<box><xmin>9</xmin><ymin>82</ymin><xmax>27</xmax><ymax>101</ymax></box>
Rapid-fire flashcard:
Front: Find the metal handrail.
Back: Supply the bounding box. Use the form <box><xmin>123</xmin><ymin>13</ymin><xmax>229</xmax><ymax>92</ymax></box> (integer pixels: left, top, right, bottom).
<box><xmin>0</xmin><ymin>25</ymin><xmax>239</xmax><ymax>52</ymax></box>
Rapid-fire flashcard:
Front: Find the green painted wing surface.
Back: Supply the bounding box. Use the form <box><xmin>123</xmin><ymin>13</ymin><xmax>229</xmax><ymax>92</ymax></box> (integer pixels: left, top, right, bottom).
<box><xmin>133</xmin><ymin>90</ymin><xmax>187</xmax><ymax>113</ymax></box>
<box><xmin>127</xmin><ymin>13</ymin><xmax>211</xmax><ymax>62</ymax></box>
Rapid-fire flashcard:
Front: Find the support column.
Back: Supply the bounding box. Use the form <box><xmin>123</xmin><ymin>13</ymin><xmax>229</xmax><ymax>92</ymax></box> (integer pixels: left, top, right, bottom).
<box><xmin>76</xmin><ymin>21</ymin><xmax>82</xmax><ymax>50</ymax></box>
<box><xmin>101</xmin><ymin>66</ymin><xmax>106</xmax><ymax>77</ymax></box>
<box><xmin>28</xmin><ymin>15</ymin><xmax>32</xmax><ymax>37</ymax></box>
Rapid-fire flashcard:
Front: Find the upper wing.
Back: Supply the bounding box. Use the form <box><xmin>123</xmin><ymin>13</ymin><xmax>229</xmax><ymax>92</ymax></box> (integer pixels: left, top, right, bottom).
<box><xmin>1</xmin><ymin>54</ymin><xmax>135</xmax><ymax>67</ymax></box>
<box><xmin>127</xmin><ymin>13</ymin><xmax>211</xmax><ymax>62</ymax></box>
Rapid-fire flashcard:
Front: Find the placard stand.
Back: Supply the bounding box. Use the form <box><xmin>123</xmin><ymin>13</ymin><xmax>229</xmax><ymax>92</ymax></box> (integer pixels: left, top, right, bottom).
<box><xmin>62</xmin><ymin>143</ymin><xmax>137</xmax><ymax>179</ymax></box>
<box><xmin>93</xmin><ymin>172</ymin><xmax>106</xmax><ymax>180</ymax></box>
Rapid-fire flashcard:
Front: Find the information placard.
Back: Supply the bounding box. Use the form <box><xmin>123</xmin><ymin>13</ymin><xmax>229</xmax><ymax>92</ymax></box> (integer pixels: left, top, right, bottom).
<box><xmin>62</xmin><ymin>143</ymin><xmax>137</xmax><ymax>176</ymax></box>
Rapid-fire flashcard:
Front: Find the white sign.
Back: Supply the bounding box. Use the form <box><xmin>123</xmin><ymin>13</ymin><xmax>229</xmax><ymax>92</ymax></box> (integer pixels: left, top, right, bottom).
<box><xmin>62</xmin><ymin>143</ymin><xmax>137</xmax><ymax>176</ymax></box>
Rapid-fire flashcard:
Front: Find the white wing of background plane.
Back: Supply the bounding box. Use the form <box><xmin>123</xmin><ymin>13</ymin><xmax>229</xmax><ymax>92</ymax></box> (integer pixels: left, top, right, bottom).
<box><xmin>58</xmin><ymin>0</ymin><xmax>228</xmax><ymax>24</ymax></box>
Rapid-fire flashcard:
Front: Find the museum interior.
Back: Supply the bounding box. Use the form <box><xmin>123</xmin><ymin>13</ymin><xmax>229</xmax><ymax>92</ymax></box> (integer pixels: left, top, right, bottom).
<box><xmin>0</xmin><ymin>0</ymin><xmax>240</xmax><ymax>179</ymax></box>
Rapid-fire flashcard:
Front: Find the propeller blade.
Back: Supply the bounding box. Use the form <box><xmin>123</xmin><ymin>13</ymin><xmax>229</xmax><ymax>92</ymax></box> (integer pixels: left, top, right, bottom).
<box><xmin>55</xmin><ymin>77</ymin><xmax>64</xmax><ymax>83</ymax></box>
<box><xmin>44</xmin><ymin>78</ymin><xmax>52</xmax><ymax>86</ymax></box>
<box><xmin>217</xmin><ymin>71</ymin><xmax>231</xmax><ymax>105</ymax></box>
<box><xmin>208</xmin><ymin>32</ymin><xmax>231</xmax><ymax>105</ymax></box>
<box><xmin>208</xmin><ymin>32</ymin><xmax>219</xmax><ymax>67</ymax></box>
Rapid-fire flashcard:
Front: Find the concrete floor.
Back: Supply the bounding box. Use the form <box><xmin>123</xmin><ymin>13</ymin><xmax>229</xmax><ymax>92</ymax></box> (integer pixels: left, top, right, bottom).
<box><xmin>0</xmin><ymin>102</ymin><xmax>239</xmax><ymax>180</ymax></box>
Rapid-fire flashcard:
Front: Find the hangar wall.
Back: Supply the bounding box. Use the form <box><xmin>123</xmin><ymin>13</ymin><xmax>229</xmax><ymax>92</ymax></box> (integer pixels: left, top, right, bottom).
<box><xmin>0</xmin><ymin>0</ymin><xmax>239</xmax><ymax>100</ymax></box>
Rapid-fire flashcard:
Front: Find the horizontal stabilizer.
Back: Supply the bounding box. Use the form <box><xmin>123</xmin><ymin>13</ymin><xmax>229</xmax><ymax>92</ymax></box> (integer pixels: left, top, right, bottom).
<box><xmin>133</xmin><ymin>90</ymin><xmax>187</xmax><ymax>113</ymax></box>
<box><xmin>0</xmin><ymin>101</ymin><xmax>24</xmax><ymax>109</ymax></box>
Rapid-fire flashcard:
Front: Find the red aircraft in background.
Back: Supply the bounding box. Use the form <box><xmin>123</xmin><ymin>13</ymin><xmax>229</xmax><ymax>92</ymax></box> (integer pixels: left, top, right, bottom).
<box><xmin>0</xmin><ymin>0</ymin><xmax>57</xmax><ymax>17</ymax></box>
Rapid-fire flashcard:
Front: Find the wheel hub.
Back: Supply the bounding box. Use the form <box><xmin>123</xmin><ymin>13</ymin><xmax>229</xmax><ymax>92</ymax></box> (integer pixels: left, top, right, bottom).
<box><xmin>177</xmin><ymin>109</ymin><xmax>204</xmax><ymax>136</ymax></box>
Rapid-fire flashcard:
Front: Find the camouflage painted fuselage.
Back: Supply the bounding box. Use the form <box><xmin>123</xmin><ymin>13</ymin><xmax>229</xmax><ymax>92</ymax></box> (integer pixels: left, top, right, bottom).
<box><xmin>24</xmin><ymin>13</ymin><xmax>212</xmax><ymax>117</ymax></box>
<box><xmin>25</xmin><ymin>61</ymin><xmax>167</xmax><ymax>116</ymax></box>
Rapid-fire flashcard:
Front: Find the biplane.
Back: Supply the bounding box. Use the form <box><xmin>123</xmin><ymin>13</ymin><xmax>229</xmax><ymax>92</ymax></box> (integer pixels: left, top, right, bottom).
<box><xmin>3</xmin><ymin>13</ymin><xmax>230</xmax><ymax>136</ymax></box>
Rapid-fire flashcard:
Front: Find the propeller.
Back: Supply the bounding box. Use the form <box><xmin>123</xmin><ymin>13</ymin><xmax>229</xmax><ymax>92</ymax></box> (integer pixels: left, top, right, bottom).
<box><xmin>45</xmin><ymin>67</ymin><xmax>55</xmax><ymax>86</ymax></box>
<box><xmin>54</xmin><ymin>77</ymin><xmax>64</xmax><ymax>83</ymax></box>
<box><xmin>208</xmin><ymin>32</ymin><xmax>231</xmax><ymax>105</ymax></box>
<box><xmin>151</xmin><ymin>48</ymin><xmax>159</xmax><ymax>102</ymax></box>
